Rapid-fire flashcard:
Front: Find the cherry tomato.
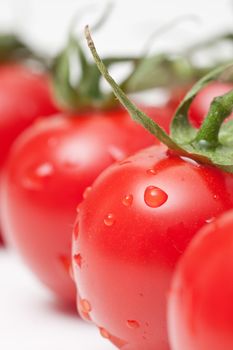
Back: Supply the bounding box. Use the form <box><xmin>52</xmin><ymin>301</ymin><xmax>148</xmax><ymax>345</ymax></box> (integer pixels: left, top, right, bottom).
<box><xmin>0</xmin><ymin>63</ymin><xmax>58</xmax><ymax>244</ymax></box>
<box><xmin>0</xmin><ymin>64</ymin><xmax>58</xmax><ymax>170</ymax></box>
<box><xmin>189</xmin><ymin>81</ymin><xmax>233</xmax><ymax>127</ymax></box>
<box><xmin>72</xmin><ymin>144</ymin><xmax>233</xmax><ymax>349</ymax></box>
<box><xmin>168</xmin><ymin>210</ymin><xmax>233</xmax><ymax>350</ymax></box>
<box><xmin>0</xmin><ymin>106</ymin><xmax>173</xmax><ymax>303</ymax></box>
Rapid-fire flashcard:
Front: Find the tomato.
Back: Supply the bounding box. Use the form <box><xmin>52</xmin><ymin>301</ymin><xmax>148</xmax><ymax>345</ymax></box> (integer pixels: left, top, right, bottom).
<box><xmin>168</xmin><ymin>210</ymin><xmax>233</xmax><ymax>350</ymax></box>
<box><xmin>72</xmin><ymin>144</ymin><xmax>233</xmax><ymax>349</ymax></box>
<box><xmin>189</xmin><ymin>81</ymin><xmax>233</xmax><ymax>127</ymax></box>
<box><xmin>0</xmin><ymin>105</ymin><xmax>173</xmax><ymax>303</ymax></box>
<box><xmin>0</xmin><ymin>63</ymin><xmax>58</xmax><ymax>244</ymax></box>
<box><xmin>0</xmin><ymin>64</ymin><xmax>58</xmax><ymax>170</ymax></box>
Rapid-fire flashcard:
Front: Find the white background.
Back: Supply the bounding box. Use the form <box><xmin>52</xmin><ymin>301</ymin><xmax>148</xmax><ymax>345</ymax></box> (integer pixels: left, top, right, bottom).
<box><xmin>0</xmin><ymin>0</ymin><xmax>233</xmax><ymax>349</ymax></box>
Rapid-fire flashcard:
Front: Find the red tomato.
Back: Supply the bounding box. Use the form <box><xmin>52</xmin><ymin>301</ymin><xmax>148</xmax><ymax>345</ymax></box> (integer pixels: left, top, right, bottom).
<box><xmin>0</xmin><ymin>106</ymin><xmax>173</xmax><ymax>303</ymax></box>
<box><xmin>0</xmin><ymin>63</ymin><xmax>58</xmax><ymax>244</ymax></box>
<box><xmin>168</xmin><ymin>210</ymin><xmax>233</xmax><ymax>350</ymax></box>
<box><xmin>72</xmin><ymin>144</ymin><xmax>233</xmax><ymax>349</ymax></box>
<box><xmin>0</xmin><ymin>64</ymin><xmax>58</xmax><ymax>170</ymax></box>
<box><xmin>189</xmin><ymin>81</ymin><xmax>233</xmax><ymax>127</ymax></box>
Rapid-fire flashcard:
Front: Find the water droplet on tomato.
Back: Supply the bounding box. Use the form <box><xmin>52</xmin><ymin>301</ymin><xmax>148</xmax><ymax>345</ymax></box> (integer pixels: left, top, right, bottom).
<box><xmin>36</xmin><ymin>162</ymin><xmax>54</xmax><ymax>177</ymax></box>
<box><xmin>22</xmin><ymin>162</ymin><xmax>54</xmax><ymax>190</ymax></box>
<box><xmin>74</xmin><ymin>253</ymin><xmax>82</xmax><ymax>268</ymax></box>
<box><xmin>99</xmin><ymin>327</ymin><xmax>110</xmax><ymax>339</ymax></box>
<box><xmin>146</xmin><ymin>168</ymin><xmax>156</xmax><ymax>175</ymax></box>
<box><xmin>104</xmin><ymin>213</ymin><xmax>115</xmax><ymax>226</ymax></box>
<box><xmin>80</xmin><ymin>299</ymin><xmax>92</xmax><ymax>313</ymax></box>
<box><xmin>213</xmin><ymin>194</ymin><xmax>217</xmax><ymax>199</ymax></box>
<box><xmin>83</xmin><ymin>186</ymin><xmax>92</xmax><ymax>199</ymax></box>
<box><xmin>126</xmin><ymin>320</ymin><xmax>140</xmax><ymax>329</ymax></box>
<box><xmin>144</xmin><ymin>186</ymin><xmax>168</xmax><ymax>208</ymax></box>
<box><xmin>206</xmin><ymin>217</ymin><xmax>215</xmax><ymax>224</ymax></box>
<box><xmin>122</xmin><ymin>194</ymin><xmax>133</xmax><ymax>207</ymax></box>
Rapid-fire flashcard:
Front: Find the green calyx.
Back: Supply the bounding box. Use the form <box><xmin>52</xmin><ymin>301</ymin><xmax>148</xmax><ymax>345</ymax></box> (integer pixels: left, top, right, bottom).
<box><xmin>85</xmin><ymin>25</ymin><xmax>233</xmax><ymax>174</ymax></box>
<box><xmin>51</xmin><ymin>33</ymin><xmax>141</xmax><ymax>112</ymax></box>
<box><xmin>0</xmin><ymin>33</ymin><xmax>46</xmax><ymax>65</ymax></box>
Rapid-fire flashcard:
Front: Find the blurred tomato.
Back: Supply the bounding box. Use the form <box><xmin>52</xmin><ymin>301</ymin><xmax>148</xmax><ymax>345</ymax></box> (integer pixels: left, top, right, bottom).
<box><xmin>168</xmin><ymin>210</ymin><xmax>233</xmax><ymax>350</ymax></box>
<box><xmin>189</xmin><ymin>81</ymin><xmax>233</xmax><ymax>127</ymax></box>
<box><xmin>0</xmin><ymin>104</ymin><xmax>173</xmax><ymax>302</ymax></box>
<box><xmin>0</xmin><ymin>63</ymin><xmax>58</xmax><ymax>244</ymax></box>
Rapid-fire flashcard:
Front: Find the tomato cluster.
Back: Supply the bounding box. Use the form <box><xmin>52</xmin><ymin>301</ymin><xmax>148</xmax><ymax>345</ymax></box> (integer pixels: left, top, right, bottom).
<box><xmin>1</xmin><ymin>26</ymin><xmax>233</xmax><ymax>350</ymax></box>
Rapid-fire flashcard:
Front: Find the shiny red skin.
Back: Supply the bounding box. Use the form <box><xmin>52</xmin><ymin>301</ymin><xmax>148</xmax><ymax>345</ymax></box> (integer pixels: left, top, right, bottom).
<box><xmin>0</xmin><ymin>106</ymin><xmax>173</xmax><ymax>303</ymax></box>
<box><xmin>0</xmin><ymin>64</ymin><xmax>58</xmax><ymax>170</ymax></box>
<box><xmin>0</xmin><ymin>63</ymin><xmax>58</xmax><ymax>244</ymax></box>
<box><xmin>189</xmin><ymin>82</ymin><xmax>233</xmax><ymax>127</ymax></box>
<box><xmin>72</xmin><ymin>144</ymin><xmax>233</xmax><ymax>349</ymax></box>
<box><xmin>168</xmin><ymin>210</ymin><xmax>233</xmax><ymax>350</ymax></box>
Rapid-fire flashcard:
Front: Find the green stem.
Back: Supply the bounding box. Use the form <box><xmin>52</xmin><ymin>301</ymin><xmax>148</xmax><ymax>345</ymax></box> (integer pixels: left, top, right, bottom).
<box><xmin>195</xmin><ymin>89</ymin><xmax>233</xmax><ymax>147</ymax></box>
<box><xmin>85</xmin><ymin>25</ymin><xmax>187</xmax><ymax>154</ymax></box>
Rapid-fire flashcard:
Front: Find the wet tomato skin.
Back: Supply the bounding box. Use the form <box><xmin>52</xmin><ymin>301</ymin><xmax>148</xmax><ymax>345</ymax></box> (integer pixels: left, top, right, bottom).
<box><xmin>0</xmin><ymin>106</ymin><xmax>172</xmax><ymax>303</ymax></box>
<box><xmin>168</xmin><ymin>210</ymin><xmax>233</xmax><ymax>350</ymax></box>
<box><xmin>72</xmin><ymin>144</ymin><xmax>233</xmax><ymax>349</ymax></box>
<box><xmin>189</xmin><ymin>81</ymin><xmax>233</xmax><ymax>128</ymax></box>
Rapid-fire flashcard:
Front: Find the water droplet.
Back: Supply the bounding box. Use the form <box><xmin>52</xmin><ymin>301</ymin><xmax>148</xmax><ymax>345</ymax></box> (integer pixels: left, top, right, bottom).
<box><xmin>213</xmin><ymin>194</ymin><xmax>217</xmax><ymax>199</ymax></box>
<box><xmin>122</xmin><ymin>194</ymin><xmax>133</xmax><ymax>207</ymax></box>
<box><xmin>36</xmin><ymin>162</ymin><xmax>54</xmax><ymax>177</ymax></box>
<box><xmin>59</xmin><ymin>255</ymin><xmax>71</xmax><ymax>273</ymax></box>
<box><xmin>74</xmin><ymin>253</ymin><xmax>82</xmax><ymax>268</ymax></box>
<box><xmin>99</xmin><ymin>327</ymin><xmax>110</xmax><ymax>339</ymax></box>
<box><xmin>73</xmin><ymin>222</ymin><xmax>79</xmax><ymax>239</ymax></box>
<box><xmin>146</xmin><ymin>168</ymin><xmax>156</xmax><ymax>175</ymax></box>
<box><xmin>21</xmin><ymin>162</ymin><xmax>54</xmax><ymax>190</ymax></box>
<box><xmin>206</xmin><ymin>217</ymin><xmax>215</xmax><ymax>224</ymax></box>
<box><xmin>144</xmin><ymin>186</ymin><xmax>168</xmax><ymax>208</ymax></box>
<box><xmin>104</xmin><ymin>213</ymin><xmax>115</xmax><ymax>226</ymax></box>
<box><xmin>198</xmin><ymin>139</ymin><xmax>212</xmax><ymax>150</ymax></box>
<box><xmin>80</xmin><ymin>299</ymin><xmax>92</xmax><ymax>313</ymax></box>
<box><xmin>83</xmin><ymin>186</ymin><xmax>92</xmax><ymax>199</ymax></box>
<box><xmin>127</xmin><ymin>320</ymin><xmax>140</xmax><ymax>329</ymax></box>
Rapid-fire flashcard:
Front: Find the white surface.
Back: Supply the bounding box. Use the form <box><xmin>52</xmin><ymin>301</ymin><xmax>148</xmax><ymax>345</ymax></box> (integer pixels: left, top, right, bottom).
<box><xmin>0</xmin><ymin>250</ymin><xmax>115</xmax><ymax>350</ymax></box>
<box><xmin>0</xmin><ymin>0</ymin><xmax>232</xmax><ymax>56</ymax></box>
